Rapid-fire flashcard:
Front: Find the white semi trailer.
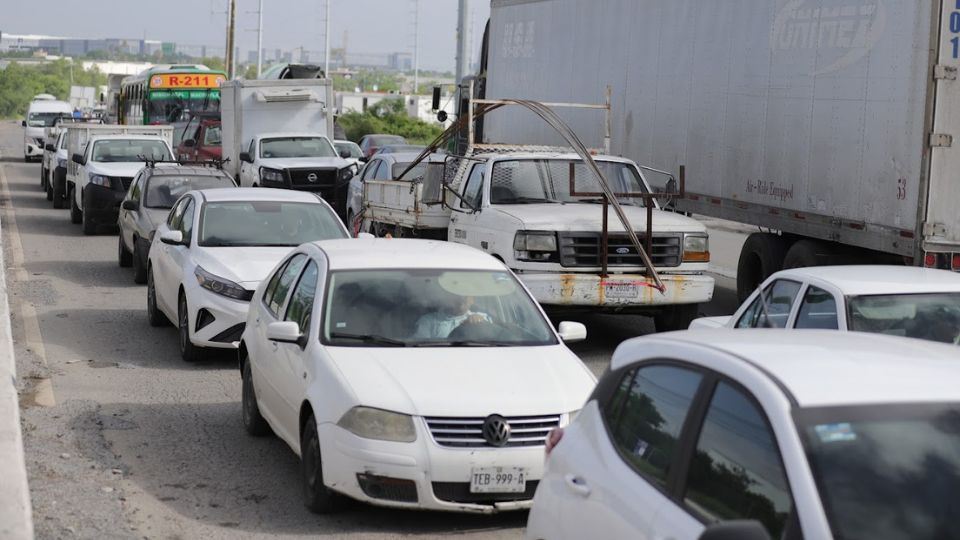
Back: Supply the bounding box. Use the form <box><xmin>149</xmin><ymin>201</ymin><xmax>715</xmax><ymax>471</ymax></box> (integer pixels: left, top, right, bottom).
<box><xmin>480</xmin><ymin>0</ymin><xmax>960</xmax><ymax>300</ymax></box>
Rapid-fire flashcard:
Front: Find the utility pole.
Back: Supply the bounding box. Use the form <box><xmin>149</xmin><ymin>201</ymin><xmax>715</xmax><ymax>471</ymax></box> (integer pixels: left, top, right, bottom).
<box><xmin>324</xmin><ymin>0</ymin><xmax>331</xmax><ymax>77</ymax></box>
<box><xmin>256</xmin><ymin>0</ymin><xmax>263</xmax><ymax>77</ymax></box>
<box><xmin>224</xmin><ymin>0</ymin><xmax>236</xmax><ymax>78</ymax></box>
<box><xmin>455</xmin><ymin>0</ymin><xmax>469</xmax><ymax>84</ymax></box>
<box><xmin>412</xmin><ymin>0</ymin><xmax>419</xmax><ymax>94</ymax></box>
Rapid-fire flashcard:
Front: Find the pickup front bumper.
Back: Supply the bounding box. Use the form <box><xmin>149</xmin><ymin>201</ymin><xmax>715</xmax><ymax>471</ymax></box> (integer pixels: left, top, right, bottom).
<box><xmin>518</xmin><ymin>272</ymin><xmax>714</xmax><ymax>309</ymax></box>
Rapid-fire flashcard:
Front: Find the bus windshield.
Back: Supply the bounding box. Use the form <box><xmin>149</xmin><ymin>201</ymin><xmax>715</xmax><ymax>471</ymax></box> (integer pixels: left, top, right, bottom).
<box><xmin>147</xmin><ymin>93</ymin><xmax>220</xmax><ymax>123</ymax></box>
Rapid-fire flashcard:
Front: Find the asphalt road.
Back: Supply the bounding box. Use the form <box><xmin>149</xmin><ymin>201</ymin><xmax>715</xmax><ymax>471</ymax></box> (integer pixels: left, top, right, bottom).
<box><xmin>0</xmin><ymin>122</ymin><xmax>740</xmax><ymax>539</ymax></box>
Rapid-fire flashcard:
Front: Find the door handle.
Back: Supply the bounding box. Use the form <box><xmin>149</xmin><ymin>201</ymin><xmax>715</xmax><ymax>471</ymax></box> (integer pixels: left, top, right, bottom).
<box><xmin>563</xmin><ymin>474</ymin><xmax>591</xmax><ymax>497</ymax></box>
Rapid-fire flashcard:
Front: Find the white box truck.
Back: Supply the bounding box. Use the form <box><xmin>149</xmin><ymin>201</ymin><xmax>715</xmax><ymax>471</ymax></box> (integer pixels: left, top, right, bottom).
<box><xmin>220</xmin><ymin>79</ymin><xmax>356</xmax><ymax>220</ymax></box>
<box><xmin>480</xmin><ymin>0</ymin><xmax>960</xmax><ymax>301</ymax></box>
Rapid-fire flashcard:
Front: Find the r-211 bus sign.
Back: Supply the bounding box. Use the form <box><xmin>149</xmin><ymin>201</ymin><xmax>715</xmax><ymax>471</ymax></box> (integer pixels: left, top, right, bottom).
<box><xmin>149</xmin><ymin>74</ymin><xmax>225</xmax><ymax>89</ymax></box>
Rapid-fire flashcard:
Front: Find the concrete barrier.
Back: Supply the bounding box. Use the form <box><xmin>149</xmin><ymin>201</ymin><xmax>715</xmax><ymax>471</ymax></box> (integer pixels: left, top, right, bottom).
<box><xmin>0</xmin><ymin>164</ymin><xmax>35</xmax><ymax>539</ymax></box>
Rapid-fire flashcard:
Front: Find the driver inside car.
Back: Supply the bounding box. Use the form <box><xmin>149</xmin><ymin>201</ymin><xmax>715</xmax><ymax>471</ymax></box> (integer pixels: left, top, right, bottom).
<box><xmin>413</xmin><ymin>292</ymin><xmax>492</xmax><ymax>339</ymax></box>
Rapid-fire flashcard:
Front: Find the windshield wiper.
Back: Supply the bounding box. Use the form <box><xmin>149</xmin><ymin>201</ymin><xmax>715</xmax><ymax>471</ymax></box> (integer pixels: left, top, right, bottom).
<box><xmin>496</xmin><ymin>197</ymin><xmax>560</xmax><ymax>204</ymax></box>
<box><xmin>409</xmin><ymin>340</ymin><xmax>511</xmax><ymax>347</ymax></box>
<box><xmin>329</xmin><ymin>332</ymin><xmax>409</xmax><ymax>347</ymax></box>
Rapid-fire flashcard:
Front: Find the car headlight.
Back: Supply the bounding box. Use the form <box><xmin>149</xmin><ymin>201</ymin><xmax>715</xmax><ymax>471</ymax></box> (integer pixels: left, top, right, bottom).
<box><xmin>337</xmin><ymin>406</ymin><xmax>417</xmax><ymax>443</ymax></box>
<box><xmin>194</xmin><ymin>266</ymin><xmax>252</xmax><ymax>301</ymax></box>
<box><xmin>514</xmin><ymin>231</ymin><xmax>558</xmax><ymax>262</ymax></box>
<box><xmin>682</xmin><ymin>233</ymin><xmax>710</xmax><ymax>263</ymax></box>
<box><xmin>260</xmin><ymin>167</ymin><xmax>286</xmax><ymax>183</ymax></box>
<box><xmin>339</xmin><ymin>165</ymin><xmax>356</xmax><ymax>183</ymax></box>
<box><xmin>88</xmin><ymin>173</ymin><xmax>113</xmax><ymax>188</ymax></box>
<box><xmin>57</xmin><ymin>157</ymin><xmax>67</xmax><ymax>168</ymax></box>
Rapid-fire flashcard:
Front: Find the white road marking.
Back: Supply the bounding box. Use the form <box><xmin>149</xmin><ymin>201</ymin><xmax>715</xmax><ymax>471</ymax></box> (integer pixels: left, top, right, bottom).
<box><xmin>0</xmin><ymin>164</ymin><xmax>29</xmax><ymax>281</ymax></box>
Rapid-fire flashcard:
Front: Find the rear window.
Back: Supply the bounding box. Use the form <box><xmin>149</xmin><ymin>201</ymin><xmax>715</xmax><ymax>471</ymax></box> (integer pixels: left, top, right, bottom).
<box><xmin>144</xmin><ymin>174</ymin><xmax>234</xmax><ymax>209</ymax></box>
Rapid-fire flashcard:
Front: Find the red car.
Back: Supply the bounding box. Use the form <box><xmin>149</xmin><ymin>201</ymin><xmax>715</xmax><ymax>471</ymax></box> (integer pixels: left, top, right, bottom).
<box><xmin>358</xmin><ymin>134</ymin><xmax>406</xmax><ymax>159</ymax></box>
<box><xmin>176</xmin><ymin>116</ymin><xmax>222</xmax><ymax>161</ymax></box>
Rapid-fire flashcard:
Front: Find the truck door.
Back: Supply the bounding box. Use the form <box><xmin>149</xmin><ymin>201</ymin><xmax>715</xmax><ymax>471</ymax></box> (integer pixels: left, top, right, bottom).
<box><xmin>450</xmin><ymin>163</ymin><xmax>485</xmax><ymax>247</ymax></box>
<box><xmin>240</xmin><ymin>139</ymin><xmax>258</xmax><ymax>187</ymax></box>
<box><xmin>926</xmin><ymin>0</ymin><xmax>960</xmax><ymax>256</ymax></box>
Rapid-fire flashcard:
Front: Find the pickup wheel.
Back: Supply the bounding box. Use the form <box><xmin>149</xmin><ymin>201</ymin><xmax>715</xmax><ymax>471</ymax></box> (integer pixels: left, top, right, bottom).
<box><xmin>241</xmin><ymin>357</ymin><xmax>272</xmax><ymax>437</ymax></box>
<box><xmin>736</xmin><ymin>233</ymin><xmax>789</xmax><ymax>303</ymax></box>
<box><xmin>53</xmin><ymin>175</ymin><xmax>66</xmax><ymax>209</ymax></box>
<box><xmin>132</xmin><ymin>241</ymin><xmax>148</xmax><ymax>284</ymax></box>
<box><xmin>654</xmin><ymin>304</ymin><xmax>700</xmax><ymax>333</ymax></box>
<box><xmin>301</xmin><ymin>413</ymin><xmax>343</xmax><ymax>514</ymax></box>
<box><xmin>118</xmin><ymin>235</ymin><xmax>133</xmax><ymax>267</ymax></box>
<box><xmin>82</xmin><ymin>198</ymin><xmax>97</xmax><ymax>235</ymax></box>
<box><xmin>69</xmin><ymin>186</ymin><xmax>82</xmax><ymax>224</ymax></box>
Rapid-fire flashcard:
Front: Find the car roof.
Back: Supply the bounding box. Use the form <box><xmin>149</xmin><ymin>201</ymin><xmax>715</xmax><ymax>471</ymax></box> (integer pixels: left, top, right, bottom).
<box><xmin>311</xmin><ymin>238</ymin><xmax>505</xmax><ymax>271</ymax></box>
<box><xmin>147</xmin><ymin>166</ymin><xmax>230</xmax><ymax>177</ymax></box>
<box><xmin>616</xmin><ymin>329</ymin><xmax>960</xmax><ymax>408</ymax></box>
<box><xmin>89</xmin><ymin>134</ymin><xmax>168</xmax><ymax>141</ymax></box>
<box><xmin>769</xmin><ymin>265</ymin><xmax>960</xmax><ymax>295</ymax></box>
<box><xmin>257</xmin><ymin>132</ymin><xmax>331</xmax><ymax>140</ymax></box>
<box><xmin>193</xmin><ymin>187</ymin><xmax>323</xmax><ymax>203</ymax></box>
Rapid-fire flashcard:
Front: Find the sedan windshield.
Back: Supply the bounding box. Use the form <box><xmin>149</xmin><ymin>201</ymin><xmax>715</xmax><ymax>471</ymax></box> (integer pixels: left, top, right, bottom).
<box><xmin>199</xmin><ymin>201</ymin><xmax>346</xmax><ymax>247</ymax></box>
<box><xmin>322</xmin><ymin>269</ymin><xmax>557</xmax><ymax>347</ymax></box>
<box><xmin>260</xmin><ymin>137</ymin><xmax>335</xmax><ymax>158</ymax></box>
<box><xmin>489</xmin><ymin>159</ymin><xmax>649</xmax><ymax>207</ymax></box>
<box><xmin>91</xmin><ymin>140</ymin><xmax>172</xmax><ymax>162</ymax></box>
<box><xmin>144</xmin><ymin>174</ymin><xmax>234</xmax><ymax>209</ymax></box>
<box><xmin>800</xmin><ymin>403</ymin><xmax>960</xmax><ymax>539</ymax></box>
<box><xmin>848</xmin><ymin>293</ymin><xmax>960</xmax><ymax>344</ymax></box>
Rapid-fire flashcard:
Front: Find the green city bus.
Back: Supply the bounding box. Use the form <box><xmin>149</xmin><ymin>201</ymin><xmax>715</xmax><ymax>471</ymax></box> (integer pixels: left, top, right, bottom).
<box><xmin>119</xmin><ymin>65</ymin><xmax>226</xmax><ymax>125</ymax></box>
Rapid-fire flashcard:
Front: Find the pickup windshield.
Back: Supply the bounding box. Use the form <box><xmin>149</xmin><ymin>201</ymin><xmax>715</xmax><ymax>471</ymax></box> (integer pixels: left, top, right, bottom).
<box><xmin>260</xmin><ymin>137</ymin><xmax>335</xmax><ymax>159</ymax></box>
<box><xmin>91</xmin><ymin>140</ymin><xmax>172</xmax><ymax>162</ymax></box>
<box><xmin>198</xmin><ymin>201</ymin><xmax>346</xmax><ymax>247</ymax></box>
<box><xmin>322</xmin><ymin>269</ymin><xmax>557</xmax><ymax>347</ymax></box>
<box><xmin>28</xmin><ymin>112</ymin><xmax>71</xmax><ymax>127</ymax></box>
<box><xmin>800</xmin><ymin>403</ymin><xmax>960</xmax><ymax>539</ymax></box>
<box><xmin>489</xmin><ymin>159</ymin><xmax>650</xmax><ymax>206</ymax></box>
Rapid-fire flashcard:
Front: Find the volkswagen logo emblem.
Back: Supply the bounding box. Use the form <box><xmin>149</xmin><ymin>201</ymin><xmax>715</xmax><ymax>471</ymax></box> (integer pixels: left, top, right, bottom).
<box><xmin>307</xmin><ymin>172</ymin><xmax>319</xmax><ymax>183</ymax></box>
<box><xmin>616</xmin><ymin>247</ymin><xmax>631</xmax><ymax>254</ymax></box>
<box><xmin>482</xmin><ymin>414</ymin><xmax>511</xmax><ymax>447</ymax></box>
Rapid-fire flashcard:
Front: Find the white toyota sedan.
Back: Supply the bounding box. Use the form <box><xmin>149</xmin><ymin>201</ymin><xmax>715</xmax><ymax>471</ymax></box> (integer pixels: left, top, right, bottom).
<box><xmin>239</xmin><ymin>238</ymin><xmax>596</xmax><ymax>513</ymax></box>
<box><xmin>527</xmin><ymin>329</ymin><xmax>960</xmax><ymax>540</ymax></box>
<box><xmin>690</xmin><ymin>265</ymin><xmax>960</xmax><ymax>344</ymax></box>
<box><xmin>147</xmin><ymin>188</ymin><xmax>348</xmax><ymax>361</ymax></box>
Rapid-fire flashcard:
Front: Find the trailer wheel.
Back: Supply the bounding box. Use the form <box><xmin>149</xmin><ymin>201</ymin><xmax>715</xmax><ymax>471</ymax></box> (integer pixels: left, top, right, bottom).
<box><xmin>654</xmin><ymin>304</ymin><xmax>700</xmax><ymax>332</ymax></box>
<box><xmin>783</xmin><ymin>239</ymin><xmax>832</xmax><ymax>270</ymax></box>
<box><xmin>736</xmin><ymin>233</ymin><xmax>790</xmax><ymax>303</ymax></box>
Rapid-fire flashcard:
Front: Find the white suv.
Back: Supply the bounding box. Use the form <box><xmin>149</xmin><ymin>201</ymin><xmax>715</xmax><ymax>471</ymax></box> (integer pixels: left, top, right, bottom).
<box><xmin>527</xmin><ymin>329</ymin><xmax>960</xmax><ymax>540</ymax></box>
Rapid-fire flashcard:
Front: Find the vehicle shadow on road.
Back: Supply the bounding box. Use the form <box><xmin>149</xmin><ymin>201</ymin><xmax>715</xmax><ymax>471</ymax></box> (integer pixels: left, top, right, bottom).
<box><xmin>10</xmin><ymin>212</ymin><xmax>85</xmax><ymax>238</ymax></box>
<box><xmin>77</xmin><ymin>401</ymin><xmax>528</xmax><ymax>537</ymax></box>
<box><xmin>26</xmin><ymin>259</ymin><xmax>143</xmax><ymax>289</ymax></box>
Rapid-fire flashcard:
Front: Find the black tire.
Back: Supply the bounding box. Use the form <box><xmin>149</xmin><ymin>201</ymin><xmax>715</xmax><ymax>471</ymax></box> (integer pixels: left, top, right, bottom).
<box><xmin>69</xmin><ymin>187</ymin><xmax>82</xmax><ymax>224</ymax></box>
<box><xmin>81</xmin><ymin>193</ymin><xmax>97</xmax><ymax>235</ymax></box>
<box><xmin>40</xmin><ymin>166</ymin><xmax>47</xmax><ymax>188</ymax></box>
<box><xmin>783</xmin><ymin>239</ymin><xmax>832</xmax><ymax>270</ymax></box>
<box><xmin>301</xmin><ymin>414</ymin><xmax>343</xmax><ymax>514</ymax></box>
<box><xmin>118</xmin><ymin>235</ymin><xmax>133</xmax><ymax>267</ymax></box>
<box><xmin>146</xmin><ymin>268</ymin><xmax>166</xmax><ymax>327</ymax></box>
<box><xmin>736</xmin><ymin>233</ymin><xmax>790</xmax><ymax>303</ymax></box>
<box><xmin>178</xmin><ymin>293</ymin><xmax>203</xmax><ymax>362</ymax></box>
<box><xmin>53</xmin><ymin>175</ymin><xmax>66</xmax><ymax>209</ymax></box>
<box><xmin>242</xmin><ymin>357</ymin><xmax>272</xmax><ymax>437</ymax></box>
<box><xmin>654</xmin><ymin>303</ymin><xmax>700</xmax><ymax>332</ymax></box>
<box><xmin>45</xmin><ymin>175</ymin><xmax>53</xmax><ymax>201</ymax></box>
<box><xmin>132</xmin><ymin>241</ymin><xmax>147</xmax><ymax>284</ymax></box>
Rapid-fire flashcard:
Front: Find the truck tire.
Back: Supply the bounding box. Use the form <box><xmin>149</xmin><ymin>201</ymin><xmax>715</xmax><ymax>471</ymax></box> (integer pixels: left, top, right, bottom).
<box><xmin>736</xmin><ymin>233</ymin><xmax>790</xmax><ymax>303</ymax></box>
<box><xmin>654</xmin><ymin>304</ymin><xmax>700</xmax><ymax>332</ymax></box>
<box><xmin>783</xmin><ymin>239</ymin><xmax>832</xmax><ymax>269</ymax></box>
<box><xmin>53</xmin><ymin>174</ymin><xmax>66</xmax><ymax>209</ymax></box>
<box><xmin>69</xmin><ymin>186</ymin><xmax>82</xmax><ymax>224</ymax></box>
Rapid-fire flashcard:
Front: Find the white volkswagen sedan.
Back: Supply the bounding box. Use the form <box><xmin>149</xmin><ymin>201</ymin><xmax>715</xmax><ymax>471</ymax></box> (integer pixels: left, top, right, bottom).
<box><xmin>239</xmin><ymin>238</ymin><xmax>596</xmax><ymax>513</ymax></box>
<box><xmin>147</xmin><ymin>188</ymin><xmax>348</xmax><ymax>361</ymax></box>
<box><xmin>527</xmin><ymin>329</ymin><xmax>960</xmax><ymax>540</ymax></box>
<box><xmin>690</xmin><ymin>265</ymin><xmax>960</xmax><ymax>344</ymax></box>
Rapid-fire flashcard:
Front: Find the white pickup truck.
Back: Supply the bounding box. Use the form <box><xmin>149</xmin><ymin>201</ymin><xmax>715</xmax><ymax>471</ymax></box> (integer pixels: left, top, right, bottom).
<box><xmin>363</xmin><ymin>150</ymin><xmax>714</xmax><ymax>330</ymax></box>
<box><xmin>66</xmin><ymin>126</ymin><xmax>174</xmax><ymax>234</ymax></box>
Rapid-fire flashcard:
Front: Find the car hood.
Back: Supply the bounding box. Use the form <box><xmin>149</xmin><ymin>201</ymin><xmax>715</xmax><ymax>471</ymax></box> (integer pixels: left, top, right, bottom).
<box><xmin>327</xmin><ymin>346</ymin><xmax>596</xmax><ymax>417</ymax></box>
<box><xmin>86</xmin><ymin>162</ymin><xmax>147</xmax><ymax>177</ymax></box>
<box><xmin>495</xmin><ymin>203</ymin><xmax>706</xmax><ymax>233</ymax></box>
<box><xmin>259</xmin><ymin>157</ymin><xmax>348</xmax><ymax>170</ymax></box>
<box><xmin>194</xmin><ymin>246</ymin><xmax>295</xmax><ymax>287</ymax></box>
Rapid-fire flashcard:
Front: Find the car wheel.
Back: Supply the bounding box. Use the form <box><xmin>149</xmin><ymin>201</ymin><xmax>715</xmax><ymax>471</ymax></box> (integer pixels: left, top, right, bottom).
<box><xmin>53</xmin><ymin>176</ymin><xmax>66</xmax><ymax>209</ymax></box>
<box><xmin>118</xmin><ymin>235</ymin><xmax>133</xmax><ymax>267</ymax></box>
<box><xmin>146</xmin><ymin>268</ymin><xmax>167</xmax><ymax>327</ymax></box>
<box><xmin>301</xmin><ymin>413</ymin><xmax>343</xmax><ymax>514</ymax></box>
<box><xmin>132</xmin><ymin>241</ymin><xmax>147</xmax><ymax>284</ymax></box>
<box><xmin>178</xmin><ymin>293</ymin><xmax>203</xmax><ymax>362</ymax></box>
<box><xmin>241</xmin><ymin>356</ymin><xmax>272</xmax><ymax>437</ymax></box>
<box><xmin>69</xmin><ymin>187</ymin><xmax>82</xmax><ymax>224</ymax></box>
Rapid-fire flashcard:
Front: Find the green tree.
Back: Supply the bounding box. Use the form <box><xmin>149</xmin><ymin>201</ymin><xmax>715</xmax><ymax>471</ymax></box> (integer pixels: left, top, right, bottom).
<box><xmin>0</xmin><ymin>61</ymin><xmax>107</xmax><ymax>118</ymax></box>
<box><xmin>338</xmin><ymin>98</ymin><xmax>443</xmax><ymax>145</ymax></box>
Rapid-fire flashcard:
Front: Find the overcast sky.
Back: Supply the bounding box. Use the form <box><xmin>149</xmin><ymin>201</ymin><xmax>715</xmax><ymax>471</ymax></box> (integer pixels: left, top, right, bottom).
<box><xmin>0</xmin><ymin>0</ymin><xmax>490</xmax><ymax>72</ymax></box>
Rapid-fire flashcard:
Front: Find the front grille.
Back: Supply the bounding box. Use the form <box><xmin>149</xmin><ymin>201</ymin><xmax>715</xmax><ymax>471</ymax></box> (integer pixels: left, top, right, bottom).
<box><xmin>357</xmin><ymin>474</ymin><xmax>418</xmax><ymax>503</ymax></box>
<box><xmin>211</xmin><ymin>323</ymin><xmax>245</xmax><ymax>343</ymax></box>
<box><xmin>288</xmin><ymin>168</ymin><xmax>336</xmax><ymax>187</ymax></box>
<box><xmin>558</xmin><ymin>232</ymin><xmax>681</xmax><ymax>268</ymax></box>
<box><xmin>111</xmin><ymin>177</ymin><xmax>135</xmax><ymax>191</ymax></box>
<box><xmin>424</xmin><ymin>415</ymin><xmax>560</xmax><ymax>448</ymax></box>
<box><xmin>432</xmin><ymin>480</ymin><xmax>539</xmax><ymax>504</ymax></box>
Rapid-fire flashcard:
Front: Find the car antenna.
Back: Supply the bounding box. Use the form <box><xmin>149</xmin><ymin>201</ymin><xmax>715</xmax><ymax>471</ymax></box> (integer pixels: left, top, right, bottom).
<box><xmin>756</xmin><ymin>286</ymin><xmax>774</xmax><ymax>328</ymax></box>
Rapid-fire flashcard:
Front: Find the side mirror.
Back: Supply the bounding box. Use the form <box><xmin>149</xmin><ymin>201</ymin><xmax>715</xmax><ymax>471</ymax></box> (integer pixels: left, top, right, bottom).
<box><xmin>45</xmin><ymin>143</ymin><xmax>55</xmax><ymax>152</ymax></box>
<box><xmin>557</xmin><ymin>321</ymin><xmax>587</xmax><ymax>343</ymax></box>
<box><xmin>421</xmin><ymin>162</ymin><xmax>445</xmax><ymax>205</ymax></box>
<box><xmin>267</xmin><ymin>321</ymin><xmax>303</xmax><ymax>345</ymax></box>
<box><xmin>698</xmin><ymin>521</ymin><xmax>771</xmax><ymax>540</ymax></box>
<box><xmin>71</xmin><ymin>153</ymin><xmax>85</xmax><ymax>165</ymax></box>
<box><xmin>432</xmin><ymin>85</ymin><xmax>441</xmax><ymax>110</ymax></box>
<box><xmin>21</xmin><ymin>120</ymin><xmax>26</xmax><ymax>127</ymax></box>
<box><xmin>239</xmin><ymin>151</ymin><xmax>252</xmax><ymax>163</ymax></box>
<box><xmin>359</xmin><ymin>156</ymin><xmax>369</xmax><ymax>163</ymax></box>
<box><xmin>182</xmin><ymin>139</ymin><xmax>196</xmax><ymax>148</ymax></box>
<box><xmin>121</xmin><ymin>199</ymin><xmax>139</xmax><ymax>211</ymax></box>
<box><xmin>339</xmin><ymin>149</ymin><xmax>351</xmax><ymax>159</ymax></box>
<box><xmin>159</xmin><ymin>230</ymin><xmax>185</xmax><ymax>245</ymax></box>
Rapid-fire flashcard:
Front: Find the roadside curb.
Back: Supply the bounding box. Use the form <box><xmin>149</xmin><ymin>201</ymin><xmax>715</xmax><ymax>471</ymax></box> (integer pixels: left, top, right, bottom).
<box><xmin>0</xmin><ymin>163</ymin><xmax>36</xmax><ymax>540</ymax></box>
